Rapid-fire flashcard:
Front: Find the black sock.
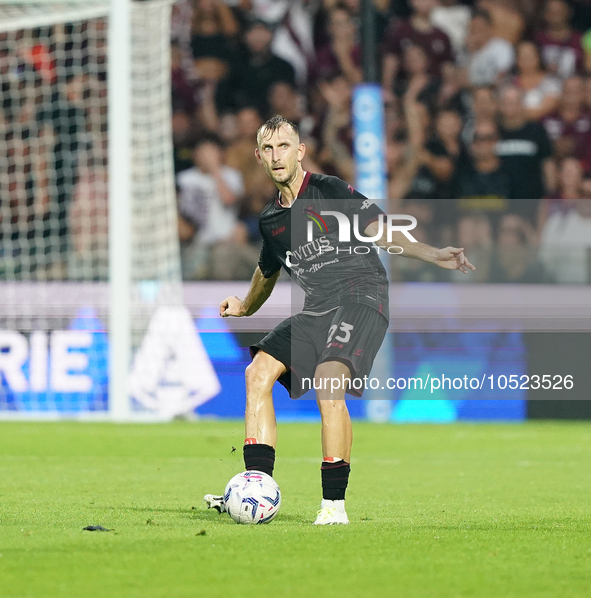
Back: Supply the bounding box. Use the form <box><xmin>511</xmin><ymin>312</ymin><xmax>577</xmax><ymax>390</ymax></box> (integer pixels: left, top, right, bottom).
<box><xmin>321</xmin><ymin>460</ymin><xmax>350</xmax><ymax>500</ymax></box>
<box><xmin>243</xmin><ymin>443</ymin><xmax>275</xmax><ymax>477</ymax></box>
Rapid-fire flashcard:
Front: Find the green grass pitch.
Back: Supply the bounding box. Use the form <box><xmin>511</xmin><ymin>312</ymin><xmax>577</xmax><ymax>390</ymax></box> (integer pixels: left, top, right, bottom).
<box><xmin>1</xmin><ymin>420</ymin><xmax>591</xmax><ymax>598</ymax></box>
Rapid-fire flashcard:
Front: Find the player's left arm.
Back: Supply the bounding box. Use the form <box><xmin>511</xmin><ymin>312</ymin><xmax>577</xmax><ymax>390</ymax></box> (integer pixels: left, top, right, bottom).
<box><xmin>365</xmin><ymin>220</ymin><xmax>476</xmax><ymax>274</ymax></box>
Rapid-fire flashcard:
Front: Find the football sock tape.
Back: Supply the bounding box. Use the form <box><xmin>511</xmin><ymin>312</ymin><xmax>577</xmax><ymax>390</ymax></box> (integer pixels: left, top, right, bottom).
<box><xmin>321</xmin><ymin>460</ymin><xmax>350</xmax><ymax>501</ymax></box>
<box><xmin>243</xmin><ymin>443</ymin><xmax>275</xmax><ymax>477</ymax></box>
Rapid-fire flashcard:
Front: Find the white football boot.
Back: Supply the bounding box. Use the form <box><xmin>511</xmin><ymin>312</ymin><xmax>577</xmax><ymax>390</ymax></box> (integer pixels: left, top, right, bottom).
<box><xmin>203</xmin><ymin>494</ymin><xmax>226</xmax><ymax>513</ymax></box>
<box><xmin>313</xmin><ymin>499</ymin><xmax>349</xmax><ymax>525</ymax></box>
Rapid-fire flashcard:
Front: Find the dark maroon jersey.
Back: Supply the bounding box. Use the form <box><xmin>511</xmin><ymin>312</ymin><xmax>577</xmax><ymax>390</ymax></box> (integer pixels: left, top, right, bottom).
<box><xmin>258</xmin><ymin>172</ymin><xmax>389</xmax><ymax>317</ymax></box>
<box><xmin>542</xmin><ymin>109</ymin><xmax>591</xmax><ymax>159</ymax></box>
<box><xmin>381</xmin><ymin>19</ymin><xmax>453</xmax><ymax>76</ymax></box>
<box><xmin>533</xmin><ymin>31</ymin><xmax>584</xmax><ymax>78</ymax></box>
<box><xmin>308</xmin><ymin>43</ymin><xmax>362</xmax><ymax>84</ymax></box>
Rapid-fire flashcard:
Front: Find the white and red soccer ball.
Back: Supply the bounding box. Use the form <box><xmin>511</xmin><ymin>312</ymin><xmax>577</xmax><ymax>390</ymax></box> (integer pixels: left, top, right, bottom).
<box><xmin>224</xmin><ymin>471</ymin><xmax>281</xmax><ymax>524</ymax></box>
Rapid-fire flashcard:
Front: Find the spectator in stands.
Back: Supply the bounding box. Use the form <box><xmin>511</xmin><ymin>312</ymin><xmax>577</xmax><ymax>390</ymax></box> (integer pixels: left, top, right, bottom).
<box><xmin>69</xmin><ymin>159</ymin><xmax>109</xmax><ymax>281</ymax></box>
<box><xmin>172</xmin><ymin>110</ymin><xmax>200</xmax><ymax>174</ymax></box>
<box><xmin>451</xmin><ymin>119</ymin><xmax>517</xmax><ymax>226</ymax></box>
<box><xmin>556</xmin><ymin>156</ymin><xmax>584</xmax><ymax>208</ymax></box>
<box><xmin>534</xmin><ymin>0</ymin><xmax>584</xmax><ymax>78</ymax></box>
<box><xmin>268</xmin><ymin>82</ymin><xmax>307</xmax><ymax>131</ymax></box>
<box><xmin>542</xmin><ymin>75</ymin><xmax>591</xmax><ymax>160</ymax></box>
<box><xmin>171</xmin><ymin>0</ymin><xmax>196</xmax><ymax>81</ymax></box>
<box><xmin>386</xmin><ymin>130</ymin><xmax>421</xmax><ymax>203</ymax></box>
<box><xmin>414</xmin><ymin>108</ymin><xmax>463</xmax><ymax>199</ymax></box>
<box><xmin>436</xmin><ymin>62</ymin><xmax>464</xmax><ymax>113</ymax></box>
<box><xmin>394</xmin><ymin>43</ymin><xmax>441</xmax><ymax>108</ymax></box>
<box><xmin>381</xmin><ymin>0</ymin><xmax>453</xmax><ymax>99</ymax></box>
<box><xmin>164</xmin><ymin>0</ymin><xmax>591</xmax><ymax>287</ymax></box>
<box><xmin>190</xmin><ymin>0</ymin><xmax>239</xmax><ymax>82</ymax></box>
<box><xmin>225</xmin><ymin>106</ymin><xmax>276</xmax><ymax>207</ymax></box>
<box><xmin>240</xmin><ymin>0</ymin><xmax>314</xmax><ymax>86</ymax></box>
<box><xmin>489</xmin><ymin>213</ymin><xmax>552</xmax><ymax>283</ymax></box>
<box><xmin>459</xmin><ymin>9</ymin><xmax>514</xmax><ymax>87</ymax></box>
<box><xmin>450</xmin><ymin>213</ymin><xmax>493</xmax><ymax>282</ymax></box>
<box><xmin>478</xmin><ymin>0</ymin><xmax>525</xmax><ymax>45</ymax></box>
<box><xmin>1</xmin><ymin>131</ymin><xmax>37</xmax><ymax>279</ymax></box>
<box><xmin>316</xmin><ymin>72</ymin><xmax>355</xmax><ymax>181</ymax></box>
<box><xmin>171</xmin><ymin>42</ymin><xmax>198</xmax><ymax>116</ymax></box>
<box><xmin>35</xmin><ymin>71</ymin><xmax>87</xmax><ymax>278</ymax></box>
<box><xmin>584</xmin><ymin>74</ymin><xmax>591</xmax><ymax>111</ymax></box>
<box><xmin>189</xmin><ymin>0</ymin><xmax>241</xmax><ymax>132</ymax></box>
<box><xmin>462</xmin><ymin>85</ymin><xmax>498</xmax><ymax>143</ymax></box>
<box><xmin>404</xmin><ymin>196</ymin><xmax>437</xmax><ymax>236</ymax></box>
<box><xmin>386</xmin><ymin>79</ymin><xmax>435</xmax><ymax>200</ymax></box>
<box><xmin>513</xmin><ymin>40</ymin><xmax>561</xmax><ymax>121</ymax></box>
<box><xmin>176</xmin><ymin>134</ymin><xmax>257</xmax><ymax>280</ymax></box>
<box><xmin>497</xmin><ymin>85</ymin><xmax>556</xmax><ymax>223</ymax></box>
<box><xmin>310</xmin><ymin>3</ymin><xmax>362</xmax><ymax>87</ymax></box>
<box><xmin>172</xmin><ymin>0</ymin><xmax>193</xmax><ymax>47</ymax></box>
<box><xmin>430</xmin><ymin>0</ymin><xmax>471</xmax><ymax>54</ymax></box>
<box><xmin>217</xmin><ymin>111</ymin><xmax>240</xmax><ymax>145</ymax></box>
<box><xmin>434</xmin><ymin>108</ymin><xmax>463</xmax><ymax>164</ymax></box>
<box><xmin>540</xmin><ymin>174</ymin><xmax>591</xmax><ymax>283</ymax></box>
<box><xmin>538</xmin><ymin>156</ymin><xmax>583</xmax><ymax>229</ymax></box>
<box><xmin>314</xmin><ymin>0</ymin><xmax>390</xmax><ymax>52</ymax></box>
<box><xmin>216</xmin><ymin>19</ymin><xmax>296</xmax><ymax>116</ymax></box>
<box><xmin>393</xmin><ymin>210</ymin><xmax>449</xmax><ymax>281</ymax></box>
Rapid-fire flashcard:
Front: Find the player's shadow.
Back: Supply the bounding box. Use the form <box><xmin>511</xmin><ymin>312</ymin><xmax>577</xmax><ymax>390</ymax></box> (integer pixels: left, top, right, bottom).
<box><xmin>112</xmin><ymin>505</ymin><xmax>309</xmax><ymax>524</ymax></box>
<box><xmin>112</xmin><ymin>506</ymin><xmax>199</xmax><ymax>515</ymax></box>
<box><xmin>190</xmin><ymin>511</ymin><xmax>304</xmax><ymax>523</ymax></box>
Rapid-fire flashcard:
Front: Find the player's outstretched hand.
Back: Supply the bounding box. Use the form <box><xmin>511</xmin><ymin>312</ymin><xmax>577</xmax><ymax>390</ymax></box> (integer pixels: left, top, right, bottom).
<box><xmin>435</xmin><ymin>247</ymin><xmax>476</xmax><ymax>274</ymax></box>
<box><xmin>220</xmin><ymin>296</ymin><xmax>245</xmax><ymax>317</ymax></box>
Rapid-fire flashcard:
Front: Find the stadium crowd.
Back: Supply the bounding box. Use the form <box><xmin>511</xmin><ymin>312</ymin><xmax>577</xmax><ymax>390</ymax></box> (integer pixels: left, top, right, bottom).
<box><xmin>173</xmin><ymin>0</ymin><xmax>591</xmax><ymax>284</ymax></box>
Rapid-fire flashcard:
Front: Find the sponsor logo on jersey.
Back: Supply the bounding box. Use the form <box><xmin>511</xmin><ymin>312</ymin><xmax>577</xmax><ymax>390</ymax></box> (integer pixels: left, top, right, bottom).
<box><xmin>285</xmin><ymin>235</ymin><xmax>334</xmax><ymax>268</ymax></box>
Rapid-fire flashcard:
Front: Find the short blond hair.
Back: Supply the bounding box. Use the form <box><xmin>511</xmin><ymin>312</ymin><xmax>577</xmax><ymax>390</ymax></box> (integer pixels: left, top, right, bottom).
<box><xmin>256</xmin><ymin>115</ymin><xmax>299</xmax><ymax>146</ymax></box>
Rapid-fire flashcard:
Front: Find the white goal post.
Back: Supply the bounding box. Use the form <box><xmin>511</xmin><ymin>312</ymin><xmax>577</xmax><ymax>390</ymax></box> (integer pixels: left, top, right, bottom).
<box><xmin>0</xmin><ymin>0</ymin><xmax>208</xmax><ymax>420</ymax></box>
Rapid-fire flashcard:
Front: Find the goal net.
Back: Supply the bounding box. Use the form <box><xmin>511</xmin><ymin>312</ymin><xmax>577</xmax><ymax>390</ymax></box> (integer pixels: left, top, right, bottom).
<box><xmin>0</xmin><ymin>0</ymin><xmax>215</xmax><ymax>419</ymax></box>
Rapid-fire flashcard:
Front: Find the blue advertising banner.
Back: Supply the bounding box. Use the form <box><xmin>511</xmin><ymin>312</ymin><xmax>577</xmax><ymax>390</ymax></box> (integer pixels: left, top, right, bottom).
<box><xmin>7</xmin><ymin>281</ymin><xmax>581</xmax><ymax>421</ymax></box>
<box><xmin>196</xmin><ymin>327</ymin><xmax>526</xmax><ymax>422</ymax></box>
<box><xmin>352</xmin><ymin>83</ymin><xmax>387</xmax><ymax>200</ymax></box>
<box><xmin>352</xmin><ymin>83</ymin><xmax>392</xmax><ymax>419</ymax></box>
<box><xmin>0</xmin><ymin>315</ymin><xmax>526</xmax><ymax>421</ymax></box>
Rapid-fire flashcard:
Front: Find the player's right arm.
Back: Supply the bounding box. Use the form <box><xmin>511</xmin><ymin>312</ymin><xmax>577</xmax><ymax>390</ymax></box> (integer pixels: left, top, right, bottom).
<box><xmin>220</xmin><ymin>266</ymin><xmax>280</xmax><ymax>317</ymax></box>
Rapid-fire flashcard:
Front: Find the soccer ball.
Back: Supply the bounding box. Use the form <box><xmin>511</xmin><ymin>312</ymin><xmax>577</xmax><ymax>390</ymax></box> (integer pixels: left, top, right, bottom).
<box><xmin>223</xmin><ymin>471</ymin><xmax>281</xmax><ymax>524</ymax></box>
